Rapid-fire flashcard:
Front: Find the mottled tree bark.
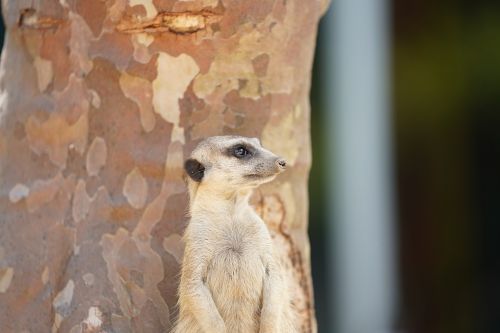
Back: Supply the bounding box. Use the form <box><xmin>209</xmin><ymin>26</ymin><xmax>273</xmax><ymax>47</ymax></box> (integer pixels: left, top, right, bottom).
<box><xmin>0</xmin><ymin>1</ymin><xmax>328</xmax><ymax>332</ymax></box>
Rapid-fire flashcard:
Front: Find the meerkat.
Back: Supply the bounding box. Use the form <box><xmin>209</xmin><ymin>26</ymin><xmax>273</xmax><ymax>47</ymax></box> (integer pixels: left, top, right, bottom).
<box><xmin>173</xmin><ymin>136</ymin><xmax>296</xmax><ymax>333</ymax></box>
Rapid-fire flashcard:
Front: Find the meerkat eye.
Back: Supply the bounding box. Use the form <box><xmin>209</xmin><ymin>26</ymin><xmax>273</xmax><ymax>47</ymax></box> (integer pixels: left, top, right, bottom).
<box><xmin>233</xmin><ymin>145</ymin><xmax>251</xmax><ymax>158</ymax></box>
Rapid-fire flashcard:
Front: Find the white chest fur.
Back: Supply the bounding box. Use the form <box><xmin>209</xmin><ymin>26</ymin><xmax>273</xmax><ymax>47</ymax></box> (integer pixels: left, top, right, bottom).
<box><xmin>207</xmin><ymin>219</ymin><xmax>268</xmax><ymax>332</ymax></box>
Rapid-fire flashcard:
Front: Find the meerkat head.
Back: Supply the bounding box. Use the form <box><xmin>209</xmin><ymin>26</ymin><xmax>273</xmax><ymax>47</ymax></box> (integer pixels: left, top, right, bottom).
<box><xmin>184</xmin><ymin>136</ymin><xmax>286</xmax><ymax>195</ymax></box>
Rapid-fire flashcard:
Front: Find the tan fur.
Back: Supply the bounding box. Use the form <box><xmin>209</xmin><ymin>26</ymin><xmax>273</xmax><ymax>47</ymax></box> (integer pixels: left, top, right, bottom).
<box><xmin>173</xmin><ymin>136</ymin><xmax>295</xmax><ymax>333</ymax></box>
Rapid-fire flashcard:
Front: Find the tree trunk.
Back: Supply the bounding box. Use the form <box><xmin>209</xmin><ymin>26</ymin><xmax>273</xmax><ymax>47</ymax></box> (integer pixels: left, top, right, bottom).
<box><xmin>0</xmin><ymin>1</ymin><xmax>328</xmax><ymax>332</ymax></box>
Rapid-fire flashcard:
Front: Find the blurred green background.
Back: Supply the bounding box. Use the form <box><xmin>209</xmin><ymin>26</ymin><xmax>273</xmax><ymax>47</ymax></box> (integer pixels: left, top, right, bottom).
<box><xmin>310</xmin><ymin>0</ymin><xmax>500</xmax><ymax>332</ymax></box>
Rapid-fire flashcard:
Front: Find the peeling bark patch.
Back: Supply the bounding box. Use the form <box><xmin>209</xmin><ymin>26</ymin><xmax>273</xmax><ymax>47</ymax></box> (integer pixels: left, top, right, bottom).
<box><xmin>82</xmin><ymin>273</ymin><xmax>95</xmax><ymax>287</ymax></box>
<box><xmin>164</xmin><ymin>141</ymin><xmax>185</xmax><ymax>176</ymax></box>
<box><xmin>52</xmin><ymin>75</ymin><xmax>91</xmax><ymax>120</ymax></box>
<box><xmin>86</xmin><ymin>137</ymin><xmax>107</xmax><ymax>176</ymax></box>
<box><xmin>34</xmin><ymin>57</ymin><xmax>53</xmax><ymax>92</ymax></box>
<box><xmin>153</xmin><ymin>52</ymin><xmax>199</xmax><ymax>143</ymax></box>
<box><xmin>53</xmin><ymin>279</ymin><xmax>75</xmax><ymax>315</ymax></box>
<box><xmin>162</xmin><ymin>234</ymin><xmax>184</xmax><ymax>263</ymax></box>
<box><xmin>130</xmin><ymin>0</ymin><xmax>158</xmax><ymax>19</ymax></box>
<box><xmin>119</xmin><ymin>72</ymin><xmax>156</xmax><ymax>132</ymax></box>
<box><xmin>279</xmin><ymin>227</ymin><xmax>315</xmax><ymax>333</ymax></box>
<box><xmin>68</xmin><ymin>12</ymin><xmax>94</xmax><ymax>75</ymax></box>
<box><xmin>111</xmin><ymin>314</ymin><xmax>131</xmax><ymax>333</ymax></box>
<box><xmin>42</xmin><ymin>266</ymin><xmax>49</xmax><ymax>285</ymax></box>
<box><xmin>83</xmin><ymin>306</ymin><xmax>103</xmax><ymax>330</ymax></box>
<box><xmin>89</xmin><ymin>31</ymin><xmax>135</xmax><ymax>71</ymax></box>
<box><xmin>178</xmin><ymin>0</ymin><xmax>220</xmax><ymax>7</ymax></box>
<box><xmin>9</xmin><ymin>184</ymin><xmax>30</xmax><ymax>203</ymax></box>
<box><xmin>72</xmin><ymin>180</ymin><xmax>91</xmax><ymax>223</ymax></box>
<box><xmin>18</xmin><ymin>9</ymin><xmax>62</xmax><ymax>29</ymax></box>
<box><xmin>262</xmin><ymin>106</ymin><xmax>301</xmax><ymax>166</ymax></box>
<box><xmin>75</xmin><ymin>0</ymin><xmax>106</xmax><ymax>38</ymax></box>
<box><xmin>252</xmin><ymin>54</ymin><xmax>270</xmax><ymax>77</ymax></box>
<box><xmin>69</xmin><ymin>324</ymin><xmax>82</xmax><ymax>333</ymax></box>
<box><xmin>25</xmin><ymin>112</ymin><xmax>88</xmax><ymax>169</ymax></box>
<box><xmin>52</xmin><ymin>313</ymin><xmax>63</xmax><ymax>333</ymax></box>
<box><xmin>131</xmin><ymin>34</ymin><xmax>153</xmax><ymax>64</ymax></box>
<box><xmin>117</xmin><ymin>11</ymin><xmax>222</xmax><ymax>34</ymax></box>
<box><xmin>101</xmin><ymin>230</ymin><xmax>138</xmax><ymax>317</ymax></box>
<box><xmin>101</xmin><ymin>228</ymin><xmax>170</xmax><ymax>327</ymax></box>
<box><xmin>136</xmin><ymin>33</ymin><xmax>154</xmax><ymax>47</ymax></box>
<box><xmin>193</xmin><ymin>30</ymin><xmax>264</xmax><ymax>99</ymax></box>
<box><xmin>255</xmin><ymin>189</ymin><xmax>315</xmax><ymax>333</ymax></box>
<box><xmin>258</xmin><ymin>194</ymin><xmax>285</xmax><ymax>231</ymax></box>
<box><xmin>123</xmin><ymin>167</ymin><xmax>148</xmax><ymax>209</ymax></box>
<box><xmin>132</xmin><ymin>189</ymin><xmax>168</xmax><ymax>240</ymax></box>
<box><xmin>89</xmin><ymin>90</ymin><xmax>101</xmax><ymax>109</ymax></box>
<box><xmin>26</xmin><ymin>173</ymin><xmax>64</xmax><ymax>213</ymax></box>
<box><xmin>0</xmin><ymin>267</ymin><xmax>14</xmax><ymax>293</ymax></box>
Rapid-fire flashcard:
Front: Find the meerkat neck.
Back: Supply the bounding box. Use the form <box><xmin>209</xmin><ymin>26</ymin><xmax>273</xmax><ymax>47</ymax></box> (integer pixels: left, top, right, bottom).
<box><xmin>190</xmin><ymin>186</ymin><xmax>252</xmax><ymax>217</ymax></box>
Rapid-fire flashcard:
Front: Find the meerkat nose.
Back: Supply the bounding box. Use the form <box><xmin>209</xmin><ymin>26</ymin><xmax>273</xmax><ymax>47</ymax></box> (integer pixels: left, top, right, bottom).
<box><xmin>276</xmin><ymin>159</ymin><xmax>287</xmax><ymax>169</ymax></box>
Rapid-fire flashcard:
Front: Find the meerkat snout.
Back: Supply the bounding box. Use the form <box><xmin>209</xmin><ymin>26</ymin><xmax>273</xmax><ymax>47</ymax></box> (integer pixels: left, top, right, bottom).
<box><xmin>276</xmin><ymin>158</ymin><xmax>287</xmax><ymax>169</ymax></box>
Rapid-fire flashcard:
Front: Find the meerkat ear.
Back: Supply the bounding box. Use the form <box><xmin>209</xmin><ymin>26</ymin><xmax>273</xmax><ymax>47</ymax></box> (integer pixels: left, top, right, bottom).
<box><xmin>184</xmin><ymin>158</ymin><xmax>205</xmax><ymax>182</ymax></box>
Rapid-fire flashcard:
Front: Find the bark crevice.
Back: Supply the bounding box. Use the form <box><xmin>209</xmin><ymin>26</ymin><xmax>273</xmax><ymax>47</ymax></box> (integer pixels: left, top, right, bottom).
<box><xmin>18</xmin><ymin>8</ymin><xmax>62</xmax><ymax>30</ymax></box>
<box><xmin>116</xmin><ymin>11</ymin><xmax>222</xmax><ymax>34</ymax></box>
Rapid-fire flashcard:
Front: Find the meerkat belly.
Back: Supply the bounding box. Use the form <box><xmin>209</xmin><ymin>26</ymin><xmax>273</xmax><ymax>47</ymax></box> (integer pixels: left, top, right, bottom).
<box><xmin>207</xmin><ymin>225</ymin><xmax>265</xmax><ymax>332</ymax></box>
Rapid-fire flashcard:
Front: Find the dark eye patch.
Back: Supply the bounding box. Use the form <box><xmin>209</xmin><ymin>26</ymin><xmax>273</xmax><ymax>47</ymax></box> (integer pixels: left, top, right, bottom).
<box><xmin>234</xmin><ymin>145</ymin><xmax>250</xmax><ymax>158</ymax></box>
<box><xmin>226</xmin><ymin>143</ymin><xmax>255</xmax><ymax>159</ymax></box>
